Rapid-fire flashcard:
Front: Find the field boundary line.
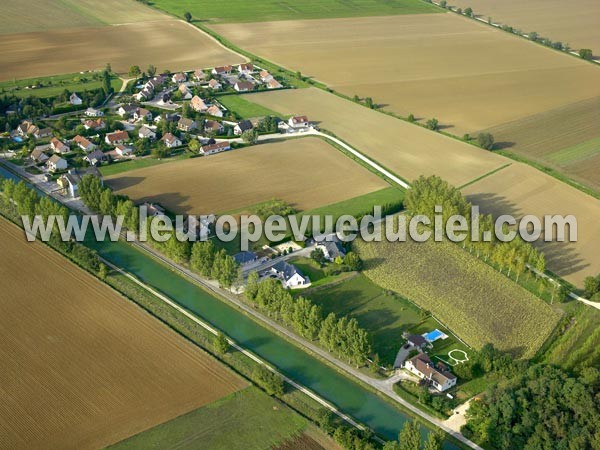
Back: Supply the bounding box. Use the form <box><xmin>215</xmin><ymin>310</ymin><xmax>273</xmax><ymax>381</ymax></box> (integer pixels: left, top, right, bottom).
<box><xmin>458</xmin><ymin>163</ymin><xmax>512</xmax><ymax>189</ymax></box>
<box><xmin>180</xmin><ymin>19</ymin><xmax>249</xmax><ymax>64</ymax></box>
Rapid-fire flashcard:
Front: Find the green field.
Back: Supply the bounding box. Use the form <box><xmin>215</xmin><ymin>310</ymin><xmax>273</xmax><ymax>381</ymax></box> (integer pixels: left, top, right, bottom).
<box><xmin>109</xmin><ymin>387</ymin><xmax>309</xmax><ymax>450</ymax></box>
<box><xmin>547</xmin><ymin>137</ymin><xmax>600</xmax><ymax>166</ymax></box>
<box><xmin>0</xmin><ymin>72</ymin><xmax>121</xmax><ymax>99</ymax></box>
<box><xmin>355</xmin><ymin>235</ymin><xmax>561</xmax><ymax>359</ymax></box>
<box><xmin>218</xmin><ymin>95</ymin><xmax>282</xmax><ymax>119</ymax></box>
<box><xmin>152</xmin><ymin>0</ymin><xmax>439</xmax><ymax>23</ymax></box>
<box><xmin>301</xmin><ymin>273</ymin><xmax>470</xmax><ymax>365</ymax></box>
<box><xmin>99</xmin><ymin>153</ymin><xmax>192</xmax><ymax>177</ymax></box>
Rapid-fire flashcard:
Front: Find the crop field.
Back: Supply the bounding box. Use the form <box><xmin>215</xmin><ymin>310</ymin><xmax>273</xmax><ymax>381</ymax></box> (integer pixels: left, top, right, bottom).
<box><xmin>302</xmin><ymin>274</ymin><xmax>470</xmax><ymax>365</ymax></box>
<box><xmin>110</xmin><ymin>387</ymin><xmax>317</xmax><ymax>450</ymax></box>
<box><xmin>0</xmin><ymin>218</ymin><xmax>246</xmax><ymax>449</ymax></box>
<box><xmin>450</xmin><ymin>0</ymin><xmax>600</xmax><ymax>55</ymax></box>
<box><xmin>212</xmin><ymin>13</ymin><xmax>600</xmax><ymax>136</ymax></box>
<box><xmin>484</xmin><ymin>96</ymin><xmax>600</xmax><ymax>191</ymax></box>
<box><xmin>1</xmin><ymin>0</ymin><xmax>167</xmax><ymax>34</ymax></box>
<box><xmin>152</xmin><ymin>0</ymin><xmax>439</xmax><ymax>24</ymax></box>
<box><xmin>251</xmin><ymin>88</ymin><xmax>507</xmax><ymax>186</ymax></box>
<box><xmin>355</xmin><ymin>234</ymin><xmax>561</xmax><ymax>358</ymax></box>
<box><xmin>0</xmin><ymin>19</ymin><xmax>244</xmax><ymax>81</ymax></box>
<box><xmin>105</xmin><ymin>138</ymin><xmax>388</xmax><ymax>215</ymax></box>
<box><xmin>463</xmin><ymin>163</ymin><xmax>600</xmax><ymax>286</ymax></box>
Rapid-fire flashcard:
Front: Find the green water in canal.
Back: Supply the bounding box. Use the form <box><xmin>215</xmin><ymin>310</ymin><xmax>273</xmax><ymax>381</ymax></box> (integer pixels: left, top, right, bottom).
<box><xmin>0</xmin><ymin>167</ymin><xmax>459</xmax><ymax>447</ymax></box>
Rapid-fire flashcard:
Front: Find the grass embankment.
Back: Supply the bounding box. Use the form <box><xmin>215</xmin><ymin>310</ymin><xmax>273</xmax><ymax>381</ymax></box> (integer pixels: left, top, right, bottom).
<box><xmin>355</xmin><ymin>237</ymin><xmax>561</xmax><ymax>359</ymax></box>
<box><xmin>109</xmin><ymin>387</ymin><xmax>310</xmax><ymax>449</ymax></box>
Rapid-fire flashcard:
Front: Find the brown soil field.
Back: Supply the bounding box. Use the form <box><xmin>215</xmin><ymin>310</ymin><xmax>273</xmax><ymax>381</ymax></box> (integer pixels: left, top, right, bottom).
<box><xmin>0</xmin><ymin>20</ymin><xmax>244</xmax><ymax>81</ymax></box>
<box><xmin>451</xmin><ymin>0</ymin><xmax>600</xmax><ymax>55</ymax></box>
<box><xmin>212</xmin><ymin>13</ymin><xmax>600</xmax><ymax>136</ymax></box>
<box><xmin>0</xmin><ymin>218</ymin><xmax>246</xmax><ymax>450</ymax></box>
<box><xmin>1</xmin><ymin>0</ymin><xmax>166</xmax><ymax>34</ymax></box>
<box><xmin>251</xmin><ymin>88</ymin><xmax>507</xmax><ymax>186</ymax></box>
<box><xmin>463</xmin><ymin>163</ymin><xmax>600</xmax><ymax>287</ymax></box>
<box><xmin>105</xmin><ymin>138</ymin><xmax>388</xmax><ymax>215</ymax></box>
<box><xmin>483</xmin><ymin>96</ymin><xmax>600</xmax><ymax>191</ymax></box>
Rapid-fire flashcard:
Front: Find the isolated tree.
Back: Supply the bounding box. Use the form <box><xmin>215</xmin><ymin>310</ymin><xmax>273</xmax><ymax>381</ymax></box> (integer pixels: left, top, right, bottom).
<box><xmin>583</xmin><ymin>275</ymin><xmax>600</xmax><ymax>298</ymax></box>
<box><xmin>439</xmin><ymin>0</ymin><xmax>447</xmax><ymax>7</ymax></box>
<box><xmin>365</xmin><ymin>97</ymin><xmax>374</xmax><ymax>109</ymax></box>
<box><xmin>344</xmin><ymin>252</ymin><xmax>362</xmax><ymax>271</ymax></box>
<box><xmin>184</xmin><ymin>11</ymin><xmax>192</xmax><ymax>22</ymax></box>
<box><xmin>407</xmin><ymin>113</ymin><xmax>415</xmax><ymax>122</ymax></box>
<box><xmin>101</xmin><ymin>69</ymin><xmax>112</xmax><ymax>97</ymax></box>
<box><xmin>464</xmin><ymin>7</ymin><xmax>473</xmax><ymax>17</ymax></box>
<box><xmin>214</xmin><ymin>331</ymin><xmax>229</xmax><ymax>355</ymax></box>
<box><xmin>147</xmin><ymin>64</ymin><xmax>157</xmax><ymax>77</ymax></box>
<box><xmin>97</xmin><ymin>263</ymin><xmax>108</xmax><ymax>280</ymax></box>
<box><xmin>477</xmin><ymin>132</ymin><xmax>495</xmax><ymax>150</ymax></box>
<box><xmin>426</xmin><ymin>118</ymin><xmax>439</xmax><ymax>131</ymax></box>
<box><xmin>311</xmin><ymin>247</ymin><xmax>327</xmax><ymax>267</ymax></box>
<box><xmin>579</xmin><ymin>48</ymin><xmax>593</xmax><ymax>60</ymax></box>
<box><xmin>188</xmin><ymin>139</ymin><xmax>200</xmax><ymax>153</ymax></box>
<box><xmin>128</xmin><ymin>65</ymin><xmax>141</xmax><ymax>78</ymax></box>
<box><xmin>241</xmin><ymin>129</ymin><xmax>258</xmax><ymax>145</ymax></box>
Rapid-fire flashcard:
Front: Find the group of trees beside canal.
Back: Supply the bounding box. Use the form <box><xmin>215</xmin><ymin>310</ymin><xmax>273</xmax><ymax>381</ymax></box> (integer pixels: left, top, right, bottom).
<box><xmin>246</xmin><ymin>275</ymin><xmax>372</xmax><ymax>367</ymax></box>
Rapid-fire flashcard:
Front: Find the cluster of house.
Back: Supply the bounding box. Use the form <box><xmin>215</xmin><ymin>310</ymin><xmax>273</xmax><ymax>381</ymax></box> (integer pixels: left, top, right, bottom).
<box><xmin>394</xmin><ymin>333</ymin><xmax>457</xmax><ymax>392</ymax></box>
<box><xmin>209</xmin><ymin>63</ymin><xmax>283</xmax><ymax>92</ymax></box>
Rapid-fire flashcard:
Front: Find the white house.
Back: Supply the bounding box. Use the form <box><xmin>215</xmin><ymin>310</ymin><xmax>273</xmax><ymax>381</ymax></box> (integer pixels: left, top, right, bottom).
<box><xmin>73</xmin><ymin>135</ymin><xmax>96</xmax><ymax>153</ymax></box>
<box><xmin>288</xmin><ymin>115</ymin><xmax>310</xmax><ymax>128</ymax></box>
<box><xmin>117</xmin><ymin>104</ymin><xmax>138</xmax><ymax>117</ymax></box>
<box><xmin>211</xmin><ymin>65</ymin><xmax>233</xmax><ymax>76</ymax></box>
<box><xmin>178</xmin><ymin>84</ymin><xmax>193</xmax><ymax>100</ymax></box>
<box><xmin>206</xmin><ymin>104</ymin><xmax>223</xmax><ymax>118</ymax></box>
<box><xmin>50</xmin><ymin>137</ymin><xmax>69</xmax><ymax>154</ymax></box>
<box><xmin>46</xmin><ymin>155</ymin><xmax>68</xmax><ymax>172</ymax></box>
<box><xmin>199</xmin><ymin>141</ymin><xmax>230</xmax><ymax>156</ymax></box>
<box><xmin>161</xmin><ymin>133</ymin><xmax>182</xmax><ymax>148</ymax></box>
<box><xmin>85</xmin><ymin>107</ymin><xmax>103</xmax><ymax>117</ymax></box>
<box><xmin>105</xmin><ymin>130</ymin><xmax>129</xmax><ymax>146</ymax></box>
<box><xmin>404</xmin><ymin>353</ymin><xmax>457</xmax><ymax>392</ymax></box>
<box><xmin>30</xmin><ymin>148</ymin><xmax>49</xmax><ymax>164</ymax></box>
<box><xmin>234</xmin><ymin>81</ymin><xmax>254</xmax><ymax>93</ymax></box>
<box><xmin>267</xmin><ymin>261</ymin><xmax>310</xmax><ymax>289</ymax></box>
<box><xmin>138</xmin><ymin>125</ymin><xmax>156</xmax><ymax>140</ymax></box>
<box><xmin>191</xmin><ymin>95</ymin><xmax>208</xmax><ymax>112</ymax></box>
<box><xmin>115</xmin><ymin>144</ymin><xmax>133</xmax><ymax>157</ymax></box>
<box><xmin>172</xmin><ymin>72</ymin><xmax>187</xmax><ymax>84</ymax></box>
<box><xmin>238</xmin><ymin>63</ymin><xmax>254</xmax><ymax>74</ymax></box>
<box><xmin>69</xmin><ymin>93</ymin><xmax>82</xmax><ymax>105</ymax></box>
<box><xmin>207</xmin><ymin>79</ymin><xmax>222</xmax><ymax>90</ymax></box>
<box><xmin>133</xmin><ymin>107</ymin><xmax>152</xmax><ymax>122</ymax></box>
<box><xmin>315</xmin><ymin>240</ymin><xmax>346</xmax><ymax>262</ymax></box>
<box><xmin>84</xmin><ymin>150</ymin><xmax>107</xmax><ymax>166</ymax></box>
<box><xmin>234</xmin><ymin>120</ymin><xmax>253</xmax><ymax>136</ymax></box>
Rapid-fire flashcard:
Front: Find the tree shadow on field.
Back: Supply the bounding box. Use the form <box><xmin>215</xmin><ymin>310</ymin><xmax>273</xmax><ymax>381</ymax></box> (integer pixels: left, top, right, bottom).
<box><xmin>506</xmin><ymin>345</ymin><xmax>528</xmax><ymax>359</ymax></box>
<box><xmin>493</xmin><ymin>141</ymin><xmax>516</xmax><ymax>150</ymax></box>
<box><xmin>104</xmin><ymin>176</ymin><xmax>144</xmax><ymax>190</ymax></box>
<box><xmin>134</xmin><ymin>191</ymin><xmax>196</xmax><ymax>215</ymax></box>
<box><xmin>465</xmin><ymin>192</ymin><xmax>588</xmax><ymax>280</ymax></box>
<box><xmin>438</xmin><ymin>123</ymin><xmax>454</xmax><ymax>130</ymax></box>
<box><xmin>362</xmin><ymin>257</ymin><xmax>386</xmax><ymax>271</ymax></box>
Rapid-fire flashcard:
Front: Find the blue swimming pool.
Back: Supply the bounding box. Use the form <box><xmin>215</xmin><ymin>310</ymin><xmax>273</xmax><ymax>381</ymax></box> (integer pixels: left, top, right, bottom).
<box><xmin>424</xmin><ymin>329</ymin><xmax>444</xmax><ymax>342</ymax></box>
<box><xmin>12</xmin><ymin>136</ymin><xmax>23</xmax><ymax>143</ymax></box>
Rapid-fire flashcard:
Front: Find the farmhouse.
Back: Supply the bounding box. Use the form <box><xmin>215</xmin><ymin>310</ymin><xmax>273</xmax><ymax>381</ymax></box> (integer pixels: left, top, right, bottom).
<box><xmin>72</xmin><ymin>135</ymin><xmax>95</xmax><ymax>153</ymax></box>
<box><xmin>234</xmin><ymin>81</ymin><xmax>254</xmax><ymax>92</ymax></box>
<box><xmin>289</xmin><ymin>115</ymin><xmax>310</xmax><ymax>128</ymax></box>
<box><xmin>315</xmin><ymin>240</ymin><xmax>346</xmax><ymax>262</ymax></box>
<box><xmin>259</xmin><ymin>70</ymin><xmax>273</xmax><ymax>81</ymax></box>
<box><xmin>404</xmin><ymin>353</ymin><xmax>457</xmax><ymax>392</ymax></box>
<box><xmin>46</xmin><ymin>155</ymin><xmax>67</xmax><ymax>172</ymax></box>
<box><xmin>204</xmin><ymin>120</ymin><xmax>224</xmax><ymax>134</ymax></box>
<box><xmin>178</xmin><ymin>118</ymin><xmax>197</xmax><ymax>132</ymax></box>
<box><xmin>30</xmin><ymin>148</ymin><xmax>49</xmax><ymax>164</ymax></box>
<box><xmin>267</xmin><ymin>79</ymin><xmax>283</xmax><ymax>89</ymax></box>
<box><xmin>212</xmin><ymin>65</ymin><xmax>233</xmax><ymax>76</ymax></box>
<box><xmin>178</xmin><ymin>84</ymin><xmax>193</xmax><ymax>100</ymax></box>
<box><xmin>234</xmin><ymin>120</ymin><xmax>253</xmax><ymax>135</ymax></box>
<box><xmin>117</xmin><ymin>104</ymin><xmax>138</xmax><ymax>117</ymax></box>
<box><xmin>161</xmin><ymin>133</ymin><xmax>182</xmax><ymax>148</ymax></box>
<box><xmin>207</xmin><ymin>104</ymin><xmax>224</xmax><ymax>118</ymax></box>
<box><xmin>50</xmin><ymin>137</ymin><xmax>69</xmax><ymax>154</ymax></box>
<box><xmin>84</xmin><ymin>118</ymin><xmax>105</xmax><ymax>130</ymax></box>
<box><xmin>193</xmin><ymin>69</ymin><xmax>207</xmax><ymax>81</ymax></box>
<box><xmin>208</xmin><ymin>79</ymin><xmax>222</xmax><ymax>90</ymax></box>
<box><xmin>267</xmin><ymin>261</ymin><xmax>309</xmax><ymax>289</ymax></box>
<box><xmin>34</xmin><ymin>128</ymin><xmax>52</xmax><ymax>139</ymax></box>
<box><xmin>191</xmin><ymin>95</ymin><xmax>208</xmax><ymax>112</ymax></box>
<box><xmin>238</xmin><ymin>63</ymin><xmax>254</xmax><ymax>74</ymax></box>
<box><xmin>200</xmin><ymin>141</ymin><xmax>231</xmax><ymax>156</ymax></box>
<box><xmin>105</xmin><ymin>130</ymin><xmax>129</xmax><ymax>145</ymax></box>
<box><xmin>138</xmin><ymin>125</ymin><xmax>156</xmax><ymax>140</ymax></box>
<box><xmin>115</xmin><ymin>144</ymin><xmax>133</xmax><ymax>157</ymax></box>
<box><xmin>85</xmin><ymin>107</ymin><xmax>103</xmax><ymax>117</ymax></box>
<box><xmin>133</xmin><ymin>107</ymin><xmax>152</xmax><ymax>122</ymax></box>
<box><xmin>172</xmin><ymin>72</ymin><xmax>187</xmax><ymax>84</ymax></box>
<box><xmin>84</xmin><ymin>150</ymin><xmax>107</xmax><ymax>166</ymax></box>
<box><xmin>69</xmin><ymin>93</ymin><xmax>82</xmax><ymax>105</ymax></box>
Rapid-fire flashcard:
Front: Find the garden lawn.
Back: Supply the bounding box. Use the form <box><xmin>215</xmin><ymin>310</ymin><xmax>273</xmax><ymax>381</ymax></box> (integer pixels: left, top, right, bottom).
<box><xmin>355</xmin><ymin>234</ymin><xmax>561</xmax><ymax>358</ymax></box>
<box><xmin>301</xmin><ymin>273</ymin><xmax>469</xmax><ymax>365</ymax></box>
<box><xmin>0</xmin><ymin>72</ymin><xmax>121</xmax><ymax>99</ymax></box>
<box><xmin>218</xmin><ymin>94</ymin><xmax>282</xmax><ymax>119</ymax></box>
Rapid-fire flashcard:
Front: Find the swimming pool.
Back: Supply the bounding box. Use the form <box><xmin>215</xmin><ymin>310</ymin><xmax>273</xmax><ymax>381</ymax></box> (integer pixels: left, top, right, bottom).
<box><xmin>12</xmin><ymin>136</ymin><xmax>23</xmax><ymax>143</ymax></box>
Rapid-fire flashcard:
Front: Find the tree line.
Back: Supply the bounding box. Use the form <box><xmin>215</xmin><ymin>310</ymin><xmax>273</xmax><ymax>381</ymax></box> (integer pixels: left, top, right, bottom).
<box><xmin>246</xmin><ymin>274</ymin><xmax>372</xmax><ymax>367</ymax></box>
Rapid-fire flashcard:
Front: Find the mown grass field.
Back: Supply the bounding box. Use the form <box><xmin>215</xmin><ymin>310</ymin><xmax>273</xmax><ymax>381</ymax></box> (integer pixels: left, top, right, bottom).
<box><xmin>463</xmin><ymin>163</ymin><xmax>600</xmax><ymax>287</ymax></box>
<box><xmin>218</xmin><ymin>94</ymin><xmax>283</xmax><ymax>119</ymax></box>
<box><xmin>302</xmin><ymin>274</ymin><xmax>470</xmax><ymax>365</ymax></box>
<box><xmin>0</xmin><ymin>218</ymin><xmax>246</xmax><ymax>449</ymax></box>
<box><xmin>212</xmin><ymin>13</ymin><xmax>600</xmax><ymax>136</ymax></box>
<box><xmin>251</xmin><ymin>88</ymin><xmax>507</xmax><ymax>187</ymax></box>
<box><xmin>355</xmin><ymin>233</ymin><xmax>561</xmax><ymax>358</ymax></box>
<box><xmin>0</xmin><ymin>72</ymin><xmax>122</xmax><ymax>99</ymax></box>
<box><xmin>99</xmin><ymin>152</ymin><xmax>192</xmax><ymax>177</ymax></box>
<box><xmin>1</xmin><ymin>0</ymin><xmax>166</xmax><ymax>33</ymax></box>
<box><xmin>109</xmin><ymin>387</ymin><xmax>317</xmax><ymax>450</ymax></box>
<box><xmin>450</xmin><ymin>0</ymin><xmax>600</xmax><ymax>55</ymax></box>
<box><xmin>152</xmin><ymin>0</ymin><xmax>439</xmax><ymax>23</ymax></box>
<box><xmin>105</xmin><ymin>138</ymin><xmax>389</xmax><ymax>215</ymax></box>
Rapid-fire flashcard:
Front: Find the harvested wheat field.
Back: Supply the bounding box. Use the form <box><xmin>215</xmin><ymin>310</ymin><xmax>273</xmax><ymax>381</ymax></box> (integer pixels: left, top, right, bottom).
<box><xmin>251</xmin><ymin>88</ymin><xmax>506</xmax><ymax>186</ymax></box>
<box><xmin>0</xmin><ymin>218</ymin><xmax>246</xmax><ymax>450</ymax></box>
<box><xmin>0</xmin><ymin>19</ymin><xmax>244</xmax><ymax>81</ymax></box>
<box><xmin>212</xmin><ymin>13</ymin><xmax>600</xmax><ymax>136</ymax></box>
<box><xmin>463</xmin><ymin>163</ymin><xmax>600</xmax><ymax>287</ymax></box>
<box><xmin>483</xmin><ymin>96</ymin><xmax>600</xmax><ymax>191</ymax></box>
<box><xmin>106</xmin><ymin>138</ymin><xmax>388</xmax><ymax>215</ymax></box>
<box><xmin>451</xmin><ymin>0</ymin><xmax>600</xmax><ymax>56</ymax></box>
